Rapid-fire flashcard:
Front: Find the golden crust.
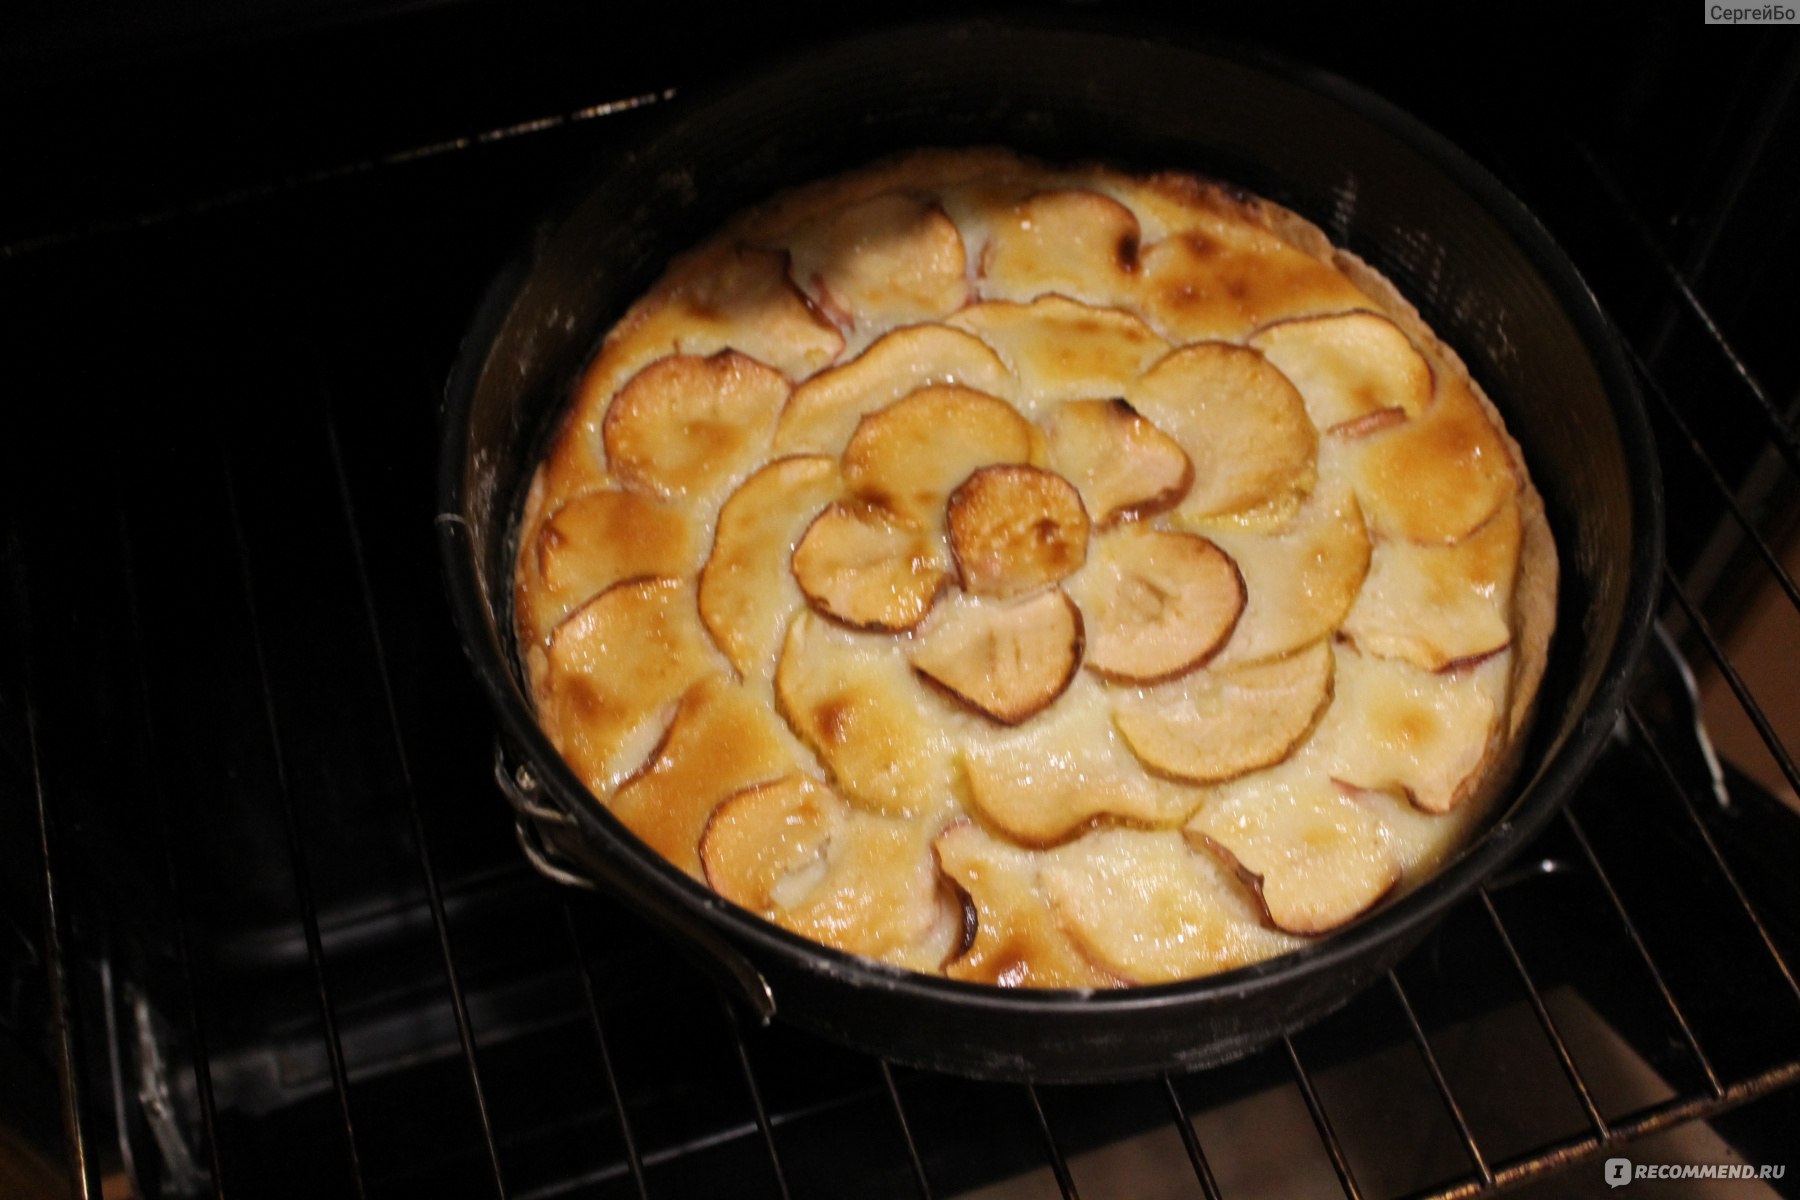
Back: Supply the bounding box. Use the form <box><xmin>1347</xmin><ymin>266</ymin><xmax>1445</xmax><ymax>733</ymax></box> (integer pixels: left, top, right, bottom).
<box><xmin>512</xmin><ymin>148</ymin><xmax>1558</xmax><ymax>986</ymax></box>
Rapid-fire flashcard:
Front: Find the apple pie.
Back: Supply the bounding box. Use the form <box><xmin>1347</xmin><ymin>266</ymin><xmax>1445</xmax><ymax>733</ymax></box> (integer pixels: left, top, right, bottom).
<box><xmin>512</xmin><ymin>149</ymin><xmax>1557</xmax><ymax>987</ymax></box>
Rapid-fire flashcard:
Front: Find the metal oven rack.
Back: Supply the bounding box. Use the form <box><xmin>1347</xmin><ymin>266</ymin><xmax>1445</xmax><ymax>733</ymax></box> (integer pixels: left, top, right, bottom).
<box><xmin>3</xmin><ymin>13</ymin><xmax>1797</xmax><ymax>1199</ymax></box>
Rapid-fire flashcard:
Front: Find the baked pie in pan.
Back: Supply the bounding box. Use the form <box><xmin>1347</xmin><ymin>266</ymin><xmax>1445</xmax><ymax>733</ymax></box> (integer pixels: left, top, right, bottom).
<box><xmin>510</xmin><ymin>148</ymin><xmax>1557</xmax><ymax>988</ymax></box>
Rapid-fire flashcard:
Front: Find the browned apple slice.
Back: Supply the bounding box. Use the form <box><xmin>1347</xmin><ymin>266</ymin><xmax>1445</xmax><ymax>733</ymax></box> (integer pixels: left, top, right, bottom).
<box><xmin>602</xmin><ymin>350</ymin><xmax>790</xmax><ymax>508</ymax></box>
<box><xmin>786</xmin><ymin>192</ymin><xmax>969</xmax><ymax>328</ymax></box>
<box><xmin>946</xmin><ymin>465</ymin><xmax>1090</xmax><ymax>599</ymax></box>
<box><xmin>773</xmin><ymin>325</ymin><xmax>1013</xmax><ymax>456</ymax></box>
<box><xmin>933</xmin><ymin>821</ymin><xmax>1119</xmax><ymax>988</ymax></box>
<box><xmin>1248</xmin><ymin>310</ymin><xmax>1434</xmax><ymax>432</ymax></box>
<box><xmin>610</xmin><ymin>676</ymin><xmax>799</xmax><ymax>877</ymax></box>
<box><xmin>1045</xmin><ymin>398</ymin><xmax>1192</xmax><ymax>527</ymax></box>
<box><xmin>1314</xmin><ymin>643</ymin><xmax>1509</xmax><ymax>814</ymax></box>
<box><xmin>1125</xmin><ymin>343</ymin><xmax>1317</xmax><ymax>522</ymax></box>
<box><xmin>698</xmin><ymin>456</ymin><xmax>841</xmax><ymax>677</ymax></box>
<box><xmin>1069</xmin><ymin>529</ymin><xmax>1244</xmax><ymax>684</ymax></box>
<box><xmin>1113</xmin><ymin>640</ymin><xmax>1334</xmax><ymax>783</ymax></box>
<box><xmin>774</xmin><ymin>612</ymin><xmax>956</xmax><ymax>818</ymax></box>
<box><xmin>1138</xmin><ymin>228</ymin><xmax>1370</xmax><ymax>343</ymax></box>
<box><xmin>700</xmin><ymin>775</ymin><xmax>963</xmax><ymax>971</ymax></box>
<box><xmin>960</xmin><ymin>677</ymin><xmax>1196</xmax><ymax>843</ymax></box>
<box><xmin>537</xmin><ymin>577</ymin><xmax>718</xmax><ymax>791</ymax></box>
<box><xmin>978</xmin><ymin>190</ymin><xmax>1143</xmax><ymax>307</ymax></box>
<box><xmin>1349</xmin><ymin>374</ymin><xmax>1518</xmax><ymax>544</ymax></box>
<box><xmin>1041</xmin><ymin>829</ymin><xmax>1301</xmax><ymax>983</ymax></box>
<box><xmin>909</xmin><ymin>590</ymin><xmax>1082</xmax><ymax>725</ymax></box>
<box><xmin>1204</xmin><ymin>478</ymin><xmax>1371</xmax><ymax>668</ymax></box>
<box><xmin>839</xmin><ymin>385</ymin><xmax>1036</xmax><ymax>523</ymax></box>
<box><xmin>949</xmin><ymin>297</ymin><xmax>1169</xmax><ymax>416</ymax></box>
<box><xmin>1342</xmin><ymin>499</ymin><xmax>1521</xmax><ymax>671</ymax></box>
<box><xmin>522</xmin><ymin>489</ymin><xmax>699</xmax><ymax>646</ymax></box>
<box><xmin>1187</xmin><ymin>781</ymin><xmax>1400</xmax><ymax>935</ymax></box>
<box><xmin>790</xmin><ymin>502</ymin><xmax>947</xmax><ymax>632</ymax></box>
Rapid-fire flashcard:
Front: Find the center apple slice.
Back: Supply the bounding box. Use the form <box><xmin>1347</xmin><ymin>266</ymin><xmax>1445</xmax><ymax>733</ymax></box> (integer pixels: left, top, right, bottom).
<box><xmin>946</xmin><ymin>465</ymin><xmax>1090</xmax><ymax>599</ymax></box>
<box><xmin>909</xmin><ymin>589</ymin><xmax>1083</xmax><ymax>726</ymax></box>
<box><xmin>1069</xmin><ymin>529</ymin><xmax>1244</xmax><ymax>684</ymax></box>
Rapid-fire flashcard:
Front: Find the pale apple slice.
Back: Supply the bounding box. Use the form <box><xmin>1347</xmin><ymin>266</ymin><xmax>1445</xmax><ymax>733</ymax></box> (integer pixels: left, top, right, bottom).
<box><xmin>1248</xmin><ymin>310</ymin><xmax>1434</xmax><ymax>432</ymax></box>
<box><xmin>909</xmin><ymin>589</ymin><xmax>1082</xmax><ymax>725</ymax></box>
<box><xmin>786</xmin><ymin>192</ymin><xmax>969</xmax><ymax>330</ymax></box>
<box><xmin>700</xmin><ymin>775</ymin><xmax>963</xmax><ymax>971</ymax></box>
<box><xmin>698</xmin><ymin>456</ymin><xmax>841</xmax><ymax>677</ymax></box>
<box><xmin>978</xmin><ymin>189</ymin><xmax>1143</xmax><ymax>307</ymax></box>
<box><xmin>946</xmin><ymin>465</ymin><xmax>1090</xmax><ymax>599</ymax></box>
<box><xmin>774</xmin><ymin>325</ymin><xmax>1014</xmax><ymax>456</ymax></box>
<box><xmin>1203</xmin><ymin>478</ymin><xmax>1371</xmax><ymax>668</ymax></box>
<box><xmin>949</xmin><ymin>297</ymin><xmax>1169</xmax><ymax>416</ymax></box>
<box><xmin>1138</xmin><ymin>228</ymin><xmax>1370</xmax><ymax>343</ymax></box>
<box><xmin>839</xmin><ymin>385</ymin><xmax>1036</xmax><ymax>523</ymax></box>
<box><xmin>790</xmin><ymin>502</ymin><xmax>948</xmax><ymax>632</ymax></box>
<box><xmin>1342</xmin><ymin>499</ymin><xmax>1522</xmax><ymax>671</ymax></box>
<box><xmin>933</xmin><ymin>821</ymin><xmax>1119</xmax><ymax>988</ymax></box>
<box><xmin>1114</xmin><ymin>639</ymin><xmax>1334</xmax><ymax>784</ymax></box>
<box><xmin>1069</xmin><ymin>529</ymin><xmax>1244</xmax><ymax>684</ymax></box>
<box><xmin>1187</xmin><ymin>780</ymin><xmax>1400</xmax><ymax>935</ymax></box>
<box><xmin>1314</xmin><ymin>643</ymin><xmax>1509</xmax><ymax>814</ymax></box>
<box><xmin>537</xmin><ymin>577</ymin><xmax>718</xmax><ymax>791</ymax></box>
<box><xmin>1045</xmin><ymin>398</ymin><xmax>1193</xmax><ymax>527</ymax></box>
<box><xmin>774</xmin><ymin>611</ymin><xmax>956</xmax><ymax>818</ymax></box>
<box><xmin>961</xmin><ymin>675</ymin><xmax>1197</xmax><ymax>843</ymax></box>
<box><xmin>523</xmin><ymin>489</ymin><xmax>700</xmax><ymax>646</ymax></box>
<box><xmin>610</xmin><ymin>676</ymin><xmax>799</xmax><ymax>877</ymax></box>
<box><xmin>1042</xmin><ymin>828</ymin><xmax>1302</xmax><ymax>983</ymax></box>
<box><xmin>1125</xmin><ymin>343</ymin><xmax>1317</xmax><ymax>522</ymax></box>
<box><xmin>1348</xmin><ymin>374</ymin><xmax>1518</xmax><ymax>544</ymax></box>
<box><xmin>601</xmin><ymin>350</ymin><xmax>790</xmax><ymax>509</ymax></box>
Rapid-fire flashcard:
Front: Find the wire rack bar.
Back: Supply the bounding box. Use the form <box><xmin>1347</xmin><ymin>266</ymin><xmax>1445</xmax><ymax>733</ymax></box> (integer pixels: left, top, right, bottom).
<box><xmin>1384</xmin><ymin>971</ymin><xmax>1497</xmax><ymax>1186</ymax></box>
<box><xmin>222</xmin><ymin>458</ymin><xmax>368</xmax><ymax>1200</ymax></box>
<box><xmin>1475</xmin><ymin>893</ymin><xmax>1610</xmax><ymax>1138</ymax></box>
<box><xmin>325</xmin><ymin>413</ymin><xmax>509</xmax><ymax>1198</ymax></box>
<box><xmin>1282</xmin><ymin>1036</ymin><xmax>1361</xmax><ymax>1200</ymax></box>
<box><xmin>720</xmin><ymin>1000</ymin><xmax>792</xmax><ymax>1200</ymax></box>
<box><xmin>1623</xmin><ymin>706</ymin><xmax>1800</xmax><ymax>1005</ymax></box>
<box><xmin>1159</xmin><ymin>1074</ymin><xmax>1223</xmax><ymax>1200</ymax></box>
<box><xmin>1022</xmin><ymin>1084</ymin><xmax>1081</xmax><ymax>1200</ymax></box>
<box><xmin>561</xmin><ymin>903</ymin><xmax>649</xmax><ymax>1200</ymax></box>
<box><xmin>1661</xmin><ymin>569</ymin><xmax>1800</xmax><ymax>798</ymax></box>
<box><xmin>878</xmin><ymin>1063</ymin><xmax>935</xmax><ymax>1200</ymax></box>
<box><xmin>1560</xmin><ymin>808</ymin><xmax>1723</xmax><ymax>1096</ymax></box>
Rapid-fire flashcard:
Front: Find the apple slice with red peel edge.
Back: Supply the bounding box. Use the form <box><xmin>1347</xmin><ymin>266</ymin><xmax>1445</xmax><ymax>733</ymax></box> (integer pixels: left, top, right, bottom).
<box><xmin>1186</xmin><ymin>780</ymin><xmax>1400</xmax><ymax>935</ymax></box>
<box><xmin>1045</xmin><ymin>398</ymin><xmax>1192</xmax><ymax>527</ymax></box>
<box><xmin>1041</xmin><ymin>829</ymin><xmax>1301</xmax><ymax>983</ymax></box>
<box><xmin>539</xmin><ymin>577</ymin><xmax>717</xmax><ymax>792</ymax></box>
<box><xmin>1070</xmin><ymin>529</ymin><xmax>1243</xmax><ymax>684</ymax></box>
<box><xmin>1342</xmin><ymin>499</ymin><xmax>1521</xmax><ymax>671</ymax></box>
<box><xmin>1204</xmin><ymin>477</ymin><xmax>1370</xmax><ymax>668</ymax></box>
<box><xmin>910</xmin><ymin>589</ymin><xmax>1083</xmax><ymax>725</ymax></box>
<box><xmin>949</xmin><ymin>297</ymin><xmax>1168</xmax><ymax>416</ymax></box>
<box><xmin>700</xmin><ymin>775</ymin><xmax>964</xmax><ymax>971</ymax></box>
<box><xmin>1248</xmin><ymin>310</ymin><xmax>1434</xmax><ymax>431</ymax></box>
<box><xmin>610</xmin><ymin>676</ymin><xmax>798</xmax><ymax>878</ymax></box>
<box><xmin>1350</xmin><ymin>374</ymin><xmax>1518</xmax><ymax>544</ymax></box>
<box><xmin>1126</xmin><ymin>342</ymin><xmax>1317</xmax><ymax>523</ymax></box>
<box><xmin>699</xmin><ymin>456</ymin><xmax>841</xmax><ymax>677</ymax></box>
<box><xmin>978</xmin><ymin>189</ymin><xmax>1143</xmax><ymax>307</ymax></box>
<box><xmin>786</xmin><ymin>193</ymin><xmax>969</xmax><ymax>329</ymax></box>
<box><xmin>774</xmin><ymin>325</ymin><xmax>1013</xmax><ymax>456</ymax></box>
<box><xmin>933</xmin><ymin>821</ymin><xmax>1119</xmax><ymax>988</ymax></box>
<box><xmin>774</xmin><ymin>611</ymin><xmax>956</xmax><ymax>819</ymax></box>
<box><xmin>1114</xmin><ymin>639</ymin><xmax>1334</xmax><ymax>784</ymax></box>
<box><xmin>791</xmin><ymin>502</ymin><xmax>947</xmax><ymax>633</ymax></box>
<box><xmin>602</xmin><ymin>350</ymin><xmax>789</xmax><ymax>508</ymax></box>
<box><xmin>947</xmin><ymin>465</ymin><xmax>1090</xmax><ymax>599</ymax></box>
<box><xmin>839</xmin><ymin>385</ymin><xmax>1036</xmax><ymax>525</ymax></box>
<box><xmin>524</xmin><ymin>489</ymin><xmax>699</xmax><ymax>646</ymax></box>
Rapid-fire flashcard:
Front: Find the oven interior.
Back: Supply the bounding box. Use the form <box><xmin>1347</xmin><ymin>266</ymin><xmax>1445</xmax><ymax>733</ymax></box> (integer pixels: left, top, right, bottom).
<box><xmin>3</xmin><ymin>6</ymin><xmax>1798</xmax><ymax>1198</ymax></box>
